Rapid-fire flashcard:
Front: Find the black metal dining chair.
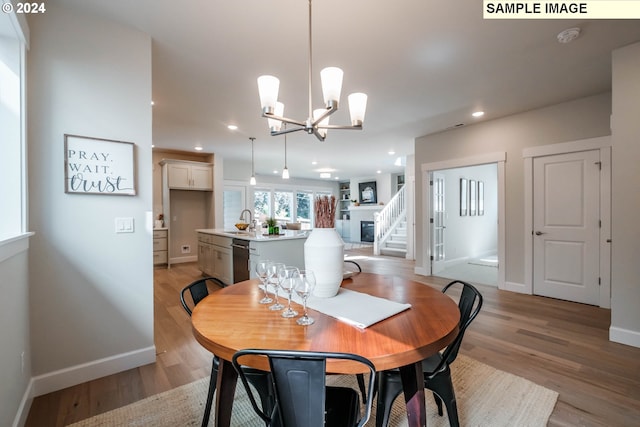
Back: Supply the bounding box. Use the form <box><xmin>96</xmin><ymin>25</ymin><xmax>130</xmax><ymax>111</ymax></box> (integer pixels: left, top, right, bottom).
<box><xmin>180</xmin><ymin>277</ymin><xmax>273</xmax><ymax>427</ymax></box>
<box><xmin>232</xmin><ymin>349</ymin><xmax>377</xmax><ymax>427</ymax></box>
<box><xmin>374</xmin><ymin>280</ymin><xmax>483</xmax><ymax>427</ymax></box>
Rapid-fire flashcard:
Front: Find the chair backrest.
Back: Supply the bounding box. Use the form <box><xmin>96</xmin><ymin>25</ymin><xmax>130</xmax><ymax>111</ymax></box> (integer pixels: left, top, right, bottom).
<box><xmin>232</xmin><ymin>349</ymin><xmax>376</xmax><ymax>427</ymax></box>
<box><xmin>344</xmin><ymin>260</ymin><xmax>362</xmax><ymax>272</ymax></box>
<box><xmin>439</xmin><ymin>280</ymin><xmax>483</xmax><ymax>367</ymax></box>
<box><xmin>179</xmin><ymin>277</ymin><xmax>227</xmax><ymax>316</ymax></box>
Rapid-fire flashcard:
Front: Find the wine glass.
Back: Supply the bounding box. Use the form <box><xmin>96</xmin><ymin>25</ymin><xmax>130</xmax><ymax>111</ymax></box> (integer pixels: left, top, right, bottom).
<box><xmin>278</xmin><ymin>266</ymin><xmax>300</xmax><ymax>318</ymax></box>
<box><xmin>295</xmin><ymin>270</ymin><xmax>316</xmax><ymax>325</ymax></box>
<box><xmin>255</xmin><ymin>260</ymin><xmax>273</xmax><ymax>304</ymax></box>
<box><xmin>268</xmin><ymin>262</ymin><xmax>286</xmax><ymax>311</ymax></box>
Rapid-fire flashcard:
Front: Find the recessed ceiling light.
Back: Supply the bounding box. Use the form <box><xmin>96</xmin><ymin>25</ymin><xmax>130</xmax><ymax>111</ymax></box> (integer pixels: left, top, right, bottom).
<box><xmin>376</xmin><ymin>170</ymin><xmax>382</xmax><ymax>174</ymax></box>
<box><xmin>151</xmin><ymin>144</ymin><xmax>155</xmax><ymax>148</ymax></box>
<box><xmin>227</xmin><ymin>124</ymin><xmax>238</xmax><ymax>130</ymax></box>
<box><xmin>472</xmin><ymin>111</ymin><xmax>484</xmax><ymax>118</ymax></box>
<box><xmin>150</xmin><ymin>101</ymin><xmax>155</xmax><ymax>106</ymax></box>
<box><xmin>388</xmin><ymin>150</ymin><xmax>395</xmax><ymax>155</ymax></box>
<box><xmin>311</xmin><ymin>161</ymin><xmax>318</xmax><ymax>165</ymax></box>
<box><xmin>334</xmin><ymin>177</ymin><xmax>339</xmax><ymax>180</ymax></box>
<box><xmin>320</xmin><ymin>172</ymin><xmax>331</xmax><ymax>178</ymax></box>
<box><xmin>194</xmin><ymin>146</ymin><xmax>203</xmax><ymax>151</ymax></box>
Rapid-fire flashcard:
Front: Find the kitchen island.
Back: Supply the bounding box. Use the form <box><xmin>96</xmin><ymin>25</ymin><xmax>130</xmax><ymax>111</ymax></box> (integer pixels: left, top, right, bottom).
<box><xmin>195</xmin><ymin>229</ymin><xmax>308</xmax><ymax>284</ymax></box>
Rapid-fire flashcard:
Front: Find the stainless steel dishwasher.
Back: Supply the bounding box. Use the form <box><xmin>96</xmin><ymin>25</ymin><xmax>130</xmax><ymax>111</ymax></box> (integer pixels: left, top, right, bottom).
<box><xmin>231</xmin><ymin>238</ymin><xmax>250</xmax><ymax>283</ymax></box>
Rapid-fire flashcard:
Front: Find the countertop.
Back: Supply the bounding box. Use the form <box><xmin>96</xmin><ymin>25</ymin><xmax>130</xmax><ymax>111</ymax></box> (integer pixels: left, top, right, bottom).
<box><xmin>196</xmin><ymin>228</ymin><xmax>309</xmax><ymax>241</ymax></box>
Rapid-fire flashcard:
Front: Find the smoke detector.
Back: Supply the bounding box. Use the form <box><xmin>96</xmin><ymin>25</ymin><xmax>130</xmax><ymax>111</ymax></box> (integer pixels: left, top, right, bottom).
<box><xmin>557</xmin><ymin>27</ymin><xmax>581</xmax><ymax>44</ymax></box>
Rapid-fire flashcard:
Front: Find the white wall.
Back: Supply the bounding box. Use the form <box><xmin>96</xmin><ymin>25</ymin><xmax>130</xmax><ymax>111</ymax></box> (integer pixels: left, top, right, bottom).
<box><xmin>610</xmin><ymin>42</ymin><xmax>640</xmax><ymax>347</ymax></box>
<box><xmin>415</xmin><ymin>93</ymin><xmax>611</xmax><ymax>286</ymax></box>
<box><xmin>439</xmin><ymin>164</ymin><xmax>498</xmax><ymax>263</ymax></box>
<box><xmin>27</xmin><ymin>3</ymin><xmax>154</xmax><ymax>397</ymax></box>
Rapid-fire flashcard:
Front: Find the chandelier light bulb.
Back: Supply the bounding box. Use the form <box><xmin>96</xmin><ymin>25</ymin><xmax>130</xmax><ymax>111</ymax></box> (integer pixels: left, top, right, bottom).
<box><xmin>257</xmin><ymin>75</ymin><xmax>280</xmax><ymax>113</ymax></box>
<box><xmin>268</xmin><ymin>102</ymin><xmax>285</xmax><ymax>132</ymax></box>
<box><xmin>320</xmin><ymin>67</ymin><xmax>344</xmax><ymax>105</ymax></box>
<box><xmin>348</xmin><ymin>93</ymin><xmax>368</xmax><ymax>125</ymax></box>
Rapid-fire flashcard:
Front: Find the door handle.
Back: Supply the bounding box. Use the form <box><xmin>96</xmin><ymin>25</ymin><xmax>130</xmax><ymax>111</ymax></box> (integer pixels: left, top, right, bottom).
<box><xmin>535</xmin><ymin>231</ymin><xmax>546</xmax><ymax>236</ymax></box>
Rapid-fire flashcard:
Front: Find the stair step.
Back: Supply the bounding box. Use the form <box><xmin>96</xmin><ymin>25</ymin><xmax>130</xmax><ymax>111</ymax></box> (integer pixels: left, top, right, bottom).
<box><xmin>386</xmin><ymin>242</ymin><xmax>406</xmax><ymax>250</ymax></box>
<box><xmin>380</xmin><ymin>247</ymin><xmax>407</xmax><ymax>257</ymax></box>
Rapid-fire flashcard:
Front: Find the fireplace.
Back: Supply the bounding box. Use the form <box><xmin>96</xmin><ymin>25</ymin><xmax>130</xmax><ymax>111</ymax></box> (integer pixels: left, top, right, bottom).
<box><xmin>360</xmin><ymin>220</ymin><xmax>374</xmax><ymax>243</ymax></box>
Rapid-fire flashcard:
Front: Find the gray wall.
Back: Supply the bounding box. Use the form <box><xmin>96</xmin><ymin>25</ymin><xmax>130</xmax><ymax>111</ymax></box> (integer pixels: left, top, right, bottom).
<box><xmin>611</xmin><ymin>42</ymin><xmax>640</xmax><ymax>346</ymax></box>
<box><xmin>415</xmin><ymin>92</ymin><xmax>611</xmax><ymax>286</ymax></box>
<box><xmin>27</xmin><ymin>2</ymin><xmax>154</xmax><ymax>392</ymax></box>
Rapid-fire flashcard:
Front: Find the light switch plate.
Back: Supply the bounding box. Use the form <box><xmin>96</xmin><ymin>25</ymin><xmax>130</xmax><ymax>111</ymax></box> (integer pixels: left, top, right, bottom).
<box><xmin>115</xmin><ymin>217</ymin><xmax>135</xmax><ymax>233</ymax></box>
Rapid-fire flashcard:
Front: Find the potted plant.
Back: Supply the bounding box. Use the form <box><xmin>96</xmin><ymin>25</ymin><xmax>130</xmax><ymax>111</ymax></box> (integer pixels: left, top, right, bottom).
<box><xmin>304</xmin><ymin>195</ymin><xmax>344</xmax><ymax>297</ymax></box>
<box><xmin>266</xmin><ymin>217</ymin><xmax>278</xmax><ymax>235</ymax></box>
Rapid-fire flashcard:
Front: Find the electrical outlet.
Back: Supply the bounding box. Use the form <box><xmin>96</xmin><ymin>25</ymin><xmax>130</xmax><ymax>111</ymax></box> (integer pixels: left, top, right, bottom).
<box><xmin>181</xmin><ymin>245</ymin><xmax>191</xmax><ymax>254</ymax></box>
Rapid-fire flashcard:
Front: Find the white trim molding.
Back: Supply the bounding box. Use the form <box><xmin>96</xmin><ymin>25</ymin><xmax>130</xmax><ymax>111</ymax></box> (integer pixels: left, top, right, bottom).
<box><xmin>0</xmin><ymin>232</ymin><xmax>34</xmax><ymax>264</ymax></box>
<box><xmin>30</xmin><ymin>346</ymin><xmax>156</xmax><ymax>398</ymax></box>
<box><xmin>610</xmin><ymin>326</ymin><xmax>640</xmax><ymax>348</ymax></box>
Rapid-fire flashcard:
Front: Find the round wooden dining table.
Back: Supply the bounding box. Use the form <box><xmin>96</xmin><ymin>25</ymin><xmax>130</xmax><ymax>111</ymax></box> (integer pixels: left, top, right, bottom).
<box><xmin>191</xmin><ymin>272</ymin><xmax>460</xmax><ymax>427</ymax></box>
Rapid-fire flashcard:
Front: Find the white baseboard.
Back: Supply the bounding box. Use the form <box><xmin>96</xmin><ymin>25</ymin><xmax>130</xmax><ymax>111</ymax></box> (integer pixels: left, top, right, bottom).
<box><xmin>30</xmin><ymin>345</ymin><xmax>156</xmax><ymax>398</ymax></box>
<box><xmin>170</xmin><ymin>255</ymin><xmax>197</xmax><ymax>264</ymax></box>
<box><xmin>12</xmin><ymin>378</ymin><xmax>35</xmax><ymax>427</ymax></box>
<box><xmin>414</xmin><ymin>266</ymin><xmax>429</xmax><ymax>276</ymax></box>
<box><xmin>610</xmin><ymin>326</ymin><xmax>640</xmax><ymax>348</ymax></box>
<box><xmin>504</xmin><ymin>281</ymin><xmax>528</xmax><ymax>294</ymax></box>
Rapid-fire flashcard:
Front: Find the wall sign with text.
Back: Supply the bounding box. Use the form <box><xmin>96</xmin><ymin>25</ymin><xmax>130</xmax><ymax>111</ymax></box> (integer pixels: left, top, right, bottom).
<box><xmin>64</xmin><ymin>134</ymin><xmax>136</xmax><ymax>195</ymax></box>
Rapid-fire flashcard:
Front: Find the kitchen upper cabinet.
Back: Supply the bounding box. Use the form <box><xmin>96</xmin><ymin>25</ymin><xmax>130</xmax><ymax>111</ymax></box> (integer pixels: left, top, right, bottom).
<box><xmin>162</xmin><ymin>160</ymin><xmax>213</xmax><ymax>191</ymax></box>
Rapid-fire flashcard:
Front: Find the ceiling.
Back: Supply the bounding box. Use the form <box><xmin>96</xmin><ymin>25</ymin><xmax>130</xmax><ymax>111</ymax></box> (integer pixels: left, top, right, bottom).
<box><xmin>57</xmin><ymin>0</ymin><xmax>640</xmax><ymax>181</ymax></box>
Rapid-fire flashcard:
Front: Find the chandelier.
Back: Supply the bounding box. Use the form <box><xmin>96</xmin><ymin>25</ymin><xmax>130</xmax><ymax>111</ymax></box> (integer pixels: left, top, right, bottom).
<box><xmin>257</xmin><ymin>0</ymin><xmax>367</xmax><ymax>142</ymax></box>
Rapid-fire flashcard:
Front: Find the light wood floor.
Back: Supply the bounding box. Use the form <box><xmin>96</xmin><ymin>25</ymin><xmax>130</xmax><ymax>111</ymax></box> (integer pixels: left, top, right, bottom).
<box><xmin>26</xmin><ymin>248</ymin><xmax>640</xmax><ymax>426</ymax></box>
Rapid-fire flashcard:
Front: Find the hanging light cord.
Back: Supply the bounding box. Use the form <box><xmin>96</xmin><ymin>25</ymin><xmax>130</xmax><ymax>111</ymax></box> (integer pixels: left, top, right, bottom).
<box><xmin>250</xmin><ymin>137</ymin><xmax>255</xmax><ymax>175</ymax></box>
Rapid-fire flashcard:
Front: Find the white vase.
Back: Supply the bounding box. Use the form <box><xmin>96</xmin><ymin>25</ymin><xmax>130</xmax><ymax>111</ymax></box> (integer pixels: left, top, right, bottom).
<box><xmin>304</xmin><ymin>227</ymin><xmax>344</xmax><ymax>298</ymax></box>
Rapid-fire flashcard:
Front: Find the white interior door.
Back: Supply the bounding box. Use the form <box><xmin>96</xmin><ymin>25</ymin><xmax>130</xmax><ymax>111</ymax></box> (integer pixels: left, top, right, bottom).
<box><xmin>431</xmin><ymin>173</ymin><xmax>446</xmax><ymax>274</ymax></box>
<box><xmin>533</xmin><ymin>150</ymin><xmax>600</xmax><ymax>305</ymax></box>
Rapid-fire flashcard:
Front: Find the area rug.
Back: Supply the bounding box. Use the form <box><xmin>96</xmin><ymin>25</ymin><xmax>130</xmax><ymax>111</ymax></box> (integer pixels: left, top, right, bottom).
<box><xmin>67</xmin><ymin>354</ymin><xmax>558</xmax><ymax>427</ymax></box>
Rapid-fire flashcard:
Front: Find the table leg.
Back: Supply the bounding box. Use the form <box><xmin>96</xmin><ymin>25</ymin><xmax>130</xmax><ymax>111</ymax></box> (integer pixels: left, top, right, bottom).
<box><xmin>399</xmin><ymin>361</ymin><xmax>426</xmax><ymax>427</ymax></box>
<box><xmin>213</xmin><ymin>359</ymin><xmax>238</xmax><ymax>427</ymax></box>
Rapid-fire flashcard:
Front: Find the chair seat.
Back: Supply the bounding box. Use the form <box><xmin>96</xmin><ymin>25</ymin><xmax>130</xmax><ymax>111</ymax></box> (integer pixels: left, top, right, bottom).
<box><xmin>421</xmin><ymin>353</ymin><xmax>445</xmax><ymax>375</ymax></box>
<box><xmin>325</xmin><ymin>386</ymin><xmax>361</xmax><ymax>427</ymax></box>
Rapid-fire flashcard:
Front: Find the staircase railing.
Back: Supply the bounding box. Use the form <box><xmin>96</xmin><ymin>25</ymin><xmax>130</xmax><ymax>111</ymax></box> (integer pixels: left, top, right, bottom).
<box><xmin>374</xmin><ymin>185</ymin><xmax>406</xmax><ymax>255</ymax></box>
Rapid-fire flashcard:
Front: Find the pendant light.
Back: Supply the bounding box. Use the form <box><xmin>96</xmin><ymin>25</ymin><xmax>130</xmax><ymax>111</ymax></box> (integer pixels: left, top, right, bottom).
<box><xmin>282</xmin><ymin>126</ymin><xmax>290</xmax><ymax>179</ymax></box>
<box><xmin>249</xmin><ymin>137</ymin><xmax>256</xmax><ymax>186</ymax></box>
<box><xmin>257</xmin><ymin>0</ymin><xmax>367</xmax><ymax>141</ymax></box>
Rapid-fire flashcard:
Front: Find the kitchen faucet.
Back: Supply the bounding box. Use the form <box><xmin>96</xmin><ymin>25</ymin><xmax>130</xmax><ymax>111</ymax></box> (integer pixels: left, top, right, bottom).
<box><xmin>239</xmin><ymin>209</ymin><xmax>255</xmax><ymax>230</ymax></box>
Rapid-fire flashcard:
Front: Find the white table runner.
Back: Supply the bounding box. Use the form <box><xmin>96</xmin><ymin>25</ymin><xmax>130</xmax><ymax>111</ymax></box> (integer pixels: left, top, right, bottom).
<box><xmin>291</xmin><ymin>288</ymin><xmax>412</xmax><ymax>329</ymax></box>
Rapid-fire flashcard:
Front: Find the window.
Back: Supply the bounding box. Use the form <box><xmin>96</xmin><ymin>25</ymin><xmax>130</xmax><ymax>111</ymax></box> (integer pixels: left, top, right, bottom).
<box><xmin>253</xmin><ymin>189</ymin><xmax>271</xmax><ymax>220</ymax></box>
<box><xmin>273</xmin><ymin>191</ymin><xmax>293</xmax><ymax>223</ymax></box>
<box><xmin>248</xmin><ymin>184</ymin><xmax>335</xmax><ymax>229</ymax></box>
<box><xmin>296</xmin><ymin>191</ymin><xmax>312</xmax><ymax>229</ymax></box>
<box><xmin>0</xmin><ymin>14</ymin><xmax>27</xmax><ymax>243</ymax></box>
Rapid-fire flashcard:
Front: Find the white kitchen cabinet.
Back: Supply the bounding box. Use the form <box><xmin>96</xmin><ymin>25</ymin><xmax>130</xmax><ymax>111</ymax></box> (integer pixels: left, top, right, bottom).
<box><xmin>248</xmin><ymin>239</ymin><xmax>306</xmax><ymax>279</ymax></box>
<box><xmin>153</xmin><ymin>229</ymin><xmax>168</xmax><ymax>265</ymax></box>
<box><xmin>197</xmin><ymin>233</ymin><xmax>233</xmax><ymax>285</ymax></box>
<box><xmin>163</xmin><ymin>160</ymin><xmax>213</xmax><ymax>191</ymax></box>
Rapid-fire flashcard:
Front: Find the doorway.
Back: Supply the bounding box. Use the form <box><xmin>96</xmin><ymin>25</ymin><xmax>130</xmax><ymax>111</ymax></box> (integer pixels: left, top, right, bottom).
<box><xmin>429</xmin><ymin>165</ymin><xmax>499</xmax><ymax>287</ymax></box>
<box><xmin>420</xmin><ymin>152</ymin><xmax>506</xmax><ymax>290</ymax></box>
